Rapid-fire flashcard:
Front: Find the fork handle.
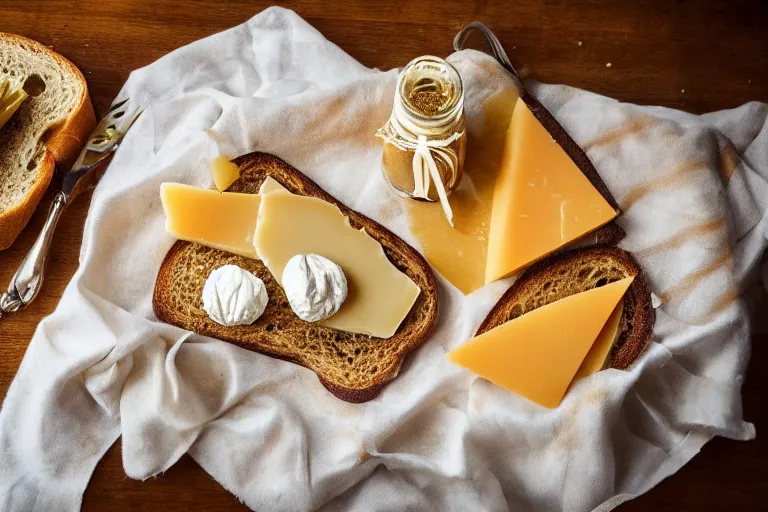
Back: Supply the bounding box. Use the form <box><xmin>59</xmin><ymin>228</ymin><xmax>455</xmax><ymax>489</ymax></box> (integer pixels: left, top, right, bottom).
<box><xmin>0</xmin><ymin>292</ymin><xmax>22</xmax><ymax>319</ymax></box>
<box><xmin>453</xmin><ymin>22</ymin><xmax>519</xmax><ymax>78</ymax></box>
<box><xmin>1</xmin><ymin>192</ymin><xmax>68</xmax><ymax>317</ymax></box>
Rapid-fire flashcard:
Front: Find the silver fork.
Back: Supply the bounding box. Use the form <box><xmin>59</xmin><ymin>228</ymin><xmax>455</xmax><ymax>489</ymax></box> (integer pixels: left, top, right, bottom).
<box><xmin>0</xmin><ymin>98</ymin><xmax>143</xmax><ymax>319</ymax></box>
<box><xmin>453</xmin><ymin>21</ymin><xmax>519</xmax><ymax>78</ymax></box>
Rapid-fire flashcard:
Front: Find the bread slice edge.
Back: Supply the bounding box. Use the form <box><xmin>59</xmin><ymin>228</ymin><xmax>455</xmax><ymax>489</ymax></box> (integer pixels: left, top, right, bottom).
<box><xmin>0</xmin><ymin>33</ymin><xmax>96</xmax><ymax>250</ymax></box>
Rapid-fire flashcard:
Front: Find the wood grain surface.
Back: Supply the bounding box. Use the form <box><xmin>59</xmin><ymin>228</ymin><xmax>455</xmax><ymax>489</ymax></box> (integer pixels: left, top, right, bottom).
<box><xmin>1</xmin><ymin>1</ymin><xmax>767</xmax><ymax>510</ymax></box>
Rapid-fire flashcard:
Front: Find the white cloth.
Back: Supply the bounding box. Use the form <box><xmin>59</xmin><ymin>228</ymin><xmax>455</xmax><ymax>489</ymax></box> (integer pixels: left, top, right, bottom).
<box><xmin>2</xmin><ymin>7</ymin><xmax>767</xmax><ymax>512</ymax></box>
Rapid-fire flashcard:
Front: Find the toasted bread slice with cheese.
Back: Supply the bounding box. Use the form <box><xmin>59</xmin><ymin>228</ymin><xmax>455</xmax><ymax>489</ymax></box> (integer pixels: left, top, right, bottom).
<box><xmin>153</xmin><ymin>152</ymin><xmax>438</xmax><ymax>403</ymax></box>
<box><xmin>0</xmin><ymin>33</ymin><xmax>96</xmax><ymax>250</ymax></box>
<box><xmin>478</xmin><ymin>246</ymin><xmax>654</xmax><ymax>370</ymax></box>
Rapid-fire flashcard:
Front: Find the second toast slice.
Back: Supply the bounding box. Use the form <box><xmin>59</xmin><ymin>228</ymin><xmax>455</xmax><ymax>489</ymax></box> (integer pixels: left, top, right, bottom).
<box><xmin>478</xmin><ymin>246</ymin><xmax>654</xmax><ymax>370</ymax></box>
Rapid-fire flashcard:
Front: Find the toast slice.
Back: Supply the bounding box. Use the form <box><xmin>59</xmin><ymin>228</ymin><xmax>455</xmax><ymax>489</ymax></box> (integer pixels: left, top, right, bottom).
<box><xmin>477</xmin><ymin>246</ymin><xmax>654</xmax><ymax>370</ymax></box>
<box><xmin>153</xmin><ymin>153</ymin><xmax>439</xmax><ymax>403</ymax></box>
<box><xmin>0</xmin><ymin>33</ymin><xmax>96</xmax><ymax>250</ymax></box>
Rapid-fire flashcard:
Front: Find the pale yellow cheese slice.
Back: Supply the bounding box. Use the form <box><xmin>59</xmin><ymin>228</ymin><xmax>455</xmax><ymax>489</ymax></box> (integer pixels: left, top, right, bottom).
<box><xmin>448</xmin><ymin>277</ymin><xmax>633</xmax><ymax>408</ymax></box>
<box><xmin>161</xmin><ymin>177</ymin><xmax>290</xmax><ymax>260</ymax></box>
<box><xmin>254</xmin><ymin>192</ymin><xmax>421</xmax><ymax>338</ymax></box>
<box><xmin>485</xmin><ymin>98</ymin><xmax>617</xmax><ymax>284</ymax></box>
<box><xmin>259</xmin><ymin>176</ymin><xmax>288</xmax><ymax>194</ymax></box>
<box><xmin>160</xmin><ymin>183</ymin><xmax>261</xmax><ymax>259</ymax></box>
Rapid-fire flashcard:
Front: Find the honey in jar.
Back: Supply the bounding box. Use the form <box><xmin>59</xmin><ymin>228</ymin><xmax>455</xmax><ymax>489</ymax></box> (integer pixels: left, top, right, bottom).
<box><xmin>376</xmin><ymin>56</ymin><xmax>466</xmax><ymax>225</ymax></box>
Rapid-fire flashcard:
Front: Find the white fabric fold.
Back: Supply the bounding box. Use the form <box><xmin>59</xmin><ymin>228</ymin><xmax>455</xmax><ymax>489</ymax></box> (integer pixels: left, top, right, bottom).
<box><xmin>1</xmin><ymin>7</ymin><xmax>766</xmax><ymax>512</ymax></box>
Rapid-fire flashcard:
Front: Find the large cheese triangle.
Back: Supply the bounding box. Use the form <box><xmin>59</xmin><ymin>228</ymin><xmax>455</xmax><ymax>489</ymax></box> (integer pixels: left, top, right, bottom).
<box><xmin>448</xmin><ymin>277</ymin><xmax>633</xmax><ymax>408</ymax></box>
<box><xmin>484</xmin><ymin>98</ymin><xmax>617</xmax><ymax>284</ymax></box>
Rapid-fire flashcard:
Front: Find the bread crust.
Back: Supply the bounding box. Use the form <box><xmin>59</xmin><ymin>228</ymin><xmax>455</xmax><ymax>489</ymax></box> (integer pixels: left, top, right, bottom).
<box><xmin>153</xmin><ymin>153</ymin><xmax>439</xmax><ymax>403</ymax></box>
<box><xmin>477</xmin><ymin>245</ymin><xmax>655</xmax><ymax>370</ymax></box>
<box><xmin>0</xmin><ymin>33</ymin><xmax>96</xmax><ymax>250</ymax></box>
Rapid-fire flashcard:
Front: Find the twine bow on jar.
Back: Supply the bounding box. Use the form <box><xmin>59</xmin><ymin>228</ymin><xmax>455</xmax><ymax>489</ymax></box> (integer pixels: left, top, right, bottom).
<box><xmin>377</xmin><ymin>121</ymin><xmax>463</xmax><ymax>227</ymax></box>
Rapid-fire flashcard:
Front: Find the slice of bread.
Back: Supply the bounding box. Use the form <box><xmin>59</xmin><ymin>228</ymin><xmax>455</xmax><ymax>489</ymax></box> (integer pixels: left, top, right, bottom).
<box><xmin>153</xmin><ymin>153</ymin><xmax>439</xmax><ymax>403</ymax></box>
<box><xmin>0</xmin><ymin>33</ymin><xmax>96</xmax><ymax>250</ymax></box>
<box><xmin>477</xmin><ymin>246</ymin><xmax>654</xmax><ymax>370</ymax></box>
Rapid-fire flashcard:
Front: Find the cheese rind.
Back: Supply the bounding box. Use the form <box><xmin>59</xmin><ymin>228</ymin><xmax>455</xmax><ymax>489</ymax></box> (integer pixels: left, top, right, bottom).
<box><xmin>210</xmin><ymin>155</ymin><xmax>241</xmax><ymax>192</ymax></box>
<box><xmin>254</xmin><ymin>192</ymin><xmax>421</xmax><ymax>338</ymax></box>
<box><xmin>572</xmin><ymin>300</ymin><xmax>624</xmax><ymax>382</ymax></box>
<box><xmin>448</xmin><ymin>277</ymin><xmax>633</xmax><ymax>408</ymax></box>
<box><xmin>160</xmin><ymin>183</ymin><xmax>261</xmax><ymax>259</ymax></box>
<box><xmin>484</xmin><ymin>98</ymin><xmax>617</xmax><ymax>283</ymax></box>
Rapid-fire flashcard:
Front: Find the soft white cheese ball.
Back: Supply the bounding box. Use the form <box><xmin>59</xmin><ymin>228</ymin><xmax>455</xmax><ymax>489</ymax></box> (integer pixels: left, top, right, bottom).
<box><xmin>202</xmin><ymin>265</ymin><xmax>268</xmax><ymax>326</ymax></box>
<box><xmin>282</xmin><ymin>254</ymin><xmax>347</xmax><ymax>323</ymax></box>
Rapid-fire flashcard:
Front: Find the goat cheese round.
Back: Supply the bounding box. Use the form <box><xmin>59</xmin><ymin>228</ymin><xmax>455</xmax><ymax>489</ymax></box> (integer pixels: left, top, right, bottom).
<box><xmin>202</xmin><ymin>265</ymin><xmax>268</xmax><ymax>326</ymax></box>
<box><xmin>282</xmin><ymin>254</ymin><xmax>347</xmax><ymax>323</ymax></box>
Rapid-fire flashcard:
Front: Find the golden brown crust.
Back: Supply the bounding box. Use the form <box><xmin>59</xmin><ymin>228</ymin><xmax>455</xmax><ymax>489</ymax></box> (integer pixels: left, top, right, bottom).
<box><xmin>0</xmin><ymin>151</ymin><xmax>55</xmax><ymax>250</ymax></box>
<box><xmin>477</xmin><ymin>246</ymin><xmax>654</xmax><ymax>370</ymax></box>
<box><xmin>0</xmin><ymin>33</ymin><xmax>96</xmax><ymax>250</ymax></box>
<box><xmin>45</xmin><ymin>89</ymin><xmax>96</xmax><ymax>169</ymax></box>
<box><xmin>153</xmin><ymin>152</ymin><xmax>439</xmax><ymax>403</ymax></box>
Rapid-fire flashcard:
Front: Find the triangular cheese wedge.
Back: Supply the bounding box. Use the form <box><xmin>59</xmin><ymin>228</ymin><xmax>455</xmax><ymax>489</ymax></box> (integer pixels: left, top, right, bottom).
<box><xmin>572</xmin><ymin>300</ymin><xmax>624</xmax><ymax>382</ymax></box>
<box><xmin>448</xmin><ymin>277</ymin><xmax>633</xmax><ymax>408</ymax></box>
<box><xmin>210</xmin><ymin>155</ymin><xmax>240</xmax><ymax>192</ymax></box>
<box><xmin>259</xmin><ymin>176</ymin><xmax>289</xmax><ymax>195</ymax></box>
<box><xmin>484</xmin><ymin>98</ymin><xmax>617</xmax><ymax>284</ymax></box>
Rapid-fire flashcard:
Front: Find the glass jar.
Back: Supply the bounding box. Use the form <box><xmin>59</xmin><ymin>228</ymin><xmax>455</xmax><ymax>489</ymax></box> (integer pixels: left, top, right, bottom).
<box><xmin>376</xmin><ymin>56</ymin><xmax>466</xmax><ymax>225</ymax></box>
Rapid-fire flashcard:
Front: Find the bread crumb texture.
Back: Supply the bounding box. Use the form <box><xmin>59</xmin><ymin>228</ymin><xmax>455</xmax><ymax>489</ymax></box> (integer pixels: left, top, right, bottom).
<box><xmin>0</xmin><ymin>36</ymin><xmax>83</xmax><ymax>211</ymax></box>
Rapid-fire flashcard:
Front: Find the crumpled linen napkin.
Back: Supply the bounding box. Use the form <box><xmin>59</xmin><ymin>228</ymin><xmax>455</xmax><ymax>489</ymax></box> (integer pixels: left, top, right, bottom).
<box><xmin>2</xmin><ymin>6</ymin><xmax>767</xmax><ymax>512</ymax></box>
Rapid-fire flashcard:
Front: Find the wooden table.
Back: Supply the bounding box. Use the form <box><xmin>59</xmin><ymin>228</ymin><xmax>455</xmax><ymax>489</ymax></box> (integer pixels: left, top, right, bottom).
<box><xmin>1</xmin><ymin>1</ymin><xmax>767</xmax><ymax>510</ymax></box>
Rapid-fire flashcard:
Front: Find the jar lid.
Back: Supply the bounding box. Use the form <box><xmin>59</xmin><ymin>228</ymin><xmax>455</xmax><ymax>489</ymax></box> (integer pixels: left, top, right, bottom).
<box><xmin>396</xmin><ymin>55</ymin><xmax>463</xmax><ymax>123</ymax></box>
